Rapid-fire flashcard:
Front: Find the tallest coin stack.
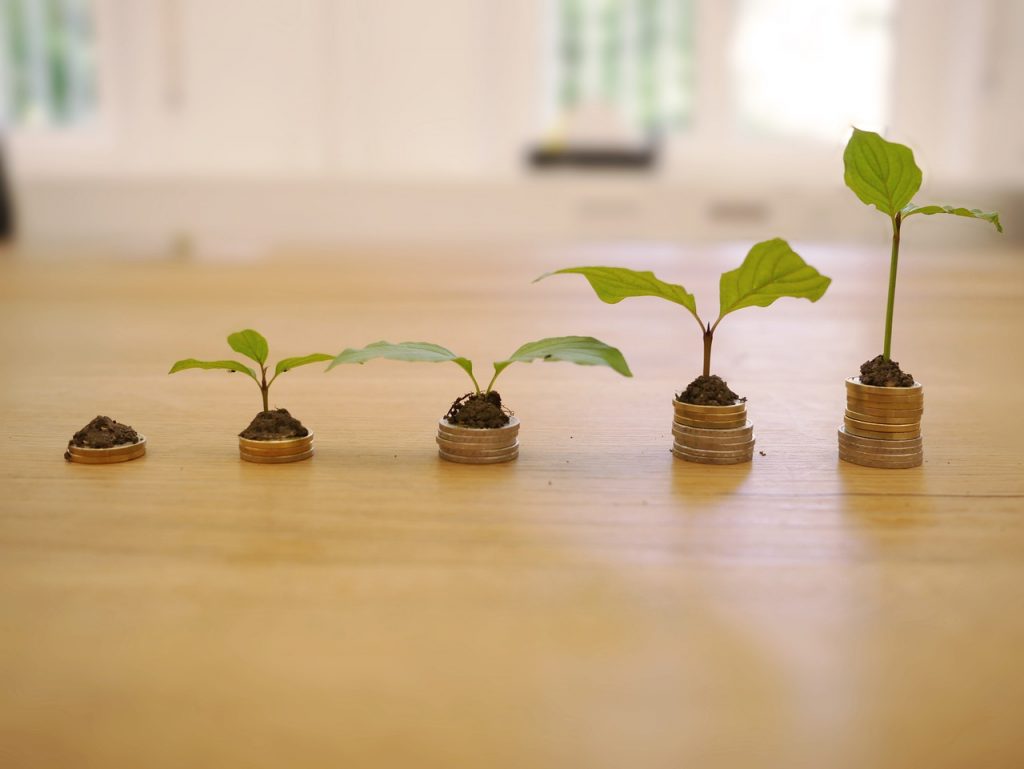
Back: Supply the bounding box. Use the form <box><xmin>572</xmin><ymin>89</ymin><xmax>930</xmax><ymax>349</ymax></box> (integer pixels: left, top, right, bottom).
<box><xmin>838</xmin><ymin>377</ymin><xmax>923</xmax><ymax>468</ymax></box>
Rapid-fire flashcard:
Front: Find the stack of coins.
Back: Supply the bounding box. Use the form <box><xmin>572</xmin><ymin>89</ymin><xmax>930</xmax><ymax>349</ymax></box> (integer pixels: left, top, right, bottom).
<box><xmin>671</xmin><ymin>401</ymin><xmax>755</xmax><ymax>465</ymax></box>
<box><xmin>437</xmin><ymin>417</ymin><xmax>519</xmax><ymax>464</ymax></box>
<box><xmin>239</xmin><ymin>432</ymin><xmax>314</xmax><ymax>464</ymax></box>
<box><xmin>839</xmin><ymin>378</ymin><xmax>923</xmax><ymax>468</ymax></box>
<box><xmin>66</xmin><ymin>436</ymin><xmax>147</xmax><ymax>464</ymax></box>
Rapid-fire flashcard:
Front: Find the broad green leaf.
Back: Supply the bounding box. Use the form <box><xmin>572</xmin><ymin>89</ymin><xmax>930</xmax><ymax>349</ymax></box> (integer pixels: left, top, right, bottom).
<box><xmin>844</xmin><ymin>128</ymin><xmax>922</xmax><ymax>217</ymax></box>
<box><xmin>228</xmin><ymin>329</ymin><xmax>269</xmax><ymax>365</ymax></box>
<box><xmin>491</xmin><ymin>336</ymin><xmax>633</xmax><ymax>382</ymax></box>
<box><xmin>535</xmin><ymin>266</ymin><xmax>698</xmax><ymax>316</ymax></box>
<box><xmin>168</xmin><ymin>358</ymin><xmax>258</xmax><ymax>382</ymax></box>
<box><xmin>274</xmin><ymin>353</ymin><xmax>334</xmax><ymax>376</ymax></box>
<box><xmin>902</xmin><ymin>203</ymin><xmax>1003</xmax><ymax>233</ymax></box>
<box><xmin>328</xmin><ymin>341</ymin><xmax>475</xmax><ymax>381</ymax></box>
<box><xmin>718</xmin><ymin>238</ymin><xmax>831</xmax><ymax>320</ymax></box>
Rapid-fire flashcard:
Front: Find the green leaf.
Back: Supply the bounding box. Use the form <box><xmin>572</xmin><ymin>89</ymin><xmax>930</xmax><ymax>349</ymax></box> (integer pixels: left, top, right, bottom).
<box><xmin>168</xmin><ymin>358</ymin><xmax>258</xmax><ymax>382</ymax></box>
<box><xmin>844</xmin><ymin>128</ymin><xmax>922</xmax><ymax>217</ymax></box>
<box><xmin>718</xmin><ymin>238</ymin><xmax>831</xmax><ymax>321</ymax></box>
<box><xmin>535</xmin><ymin>266</ymin><xmax>699</xmax><ymax>317</ymax></box>
<box><xmin>228</xmin><ymin>329</ymin><xmax>269</xmax><ymax>365</ymax></box>
<box><xmin>902</xmin><ymin>203</ymin><xmax>1003</xmax><ymax>233</ymax></box>
<box><xmin>274</xmin><ymin>353</ymin><xmax>334</xmax><ymax>376</ymax></box>
<box><xmin>328</xmin><ymin>341</ymin><xmax>475</xmax><ymax>381</ymax></box>
<box><xmin>491</xmin><ymin>336</ymin><xmax>633</xmax><ymax>383</ymax></box>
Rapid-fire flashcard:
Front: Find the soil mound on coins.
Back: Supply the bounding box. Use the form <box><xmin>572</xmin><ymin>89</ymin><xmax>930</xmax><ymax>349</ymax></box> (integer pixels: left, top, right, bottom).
<box><xmin>69</xmin><ymin>415</ymin><xmax>139</xmax><ymax>449</ymax></box>
<box><xmin>239</xmin><ymin>408</ymin><xmax>309</xmax><ymax>440</ymax></box>
<box><xmin>446</xmin><ymin>391</ymin><xmax>510</xmax><ymax>429</ymax></box>
<box><xmin>677</xmin><ymin>375</ymin><xmax>743</xmax><ymax>406</ymax></box>
<box><xmin>859</xmin><ymin>355</ymin><xmax>914</xmax><ymax>387</ymax></box>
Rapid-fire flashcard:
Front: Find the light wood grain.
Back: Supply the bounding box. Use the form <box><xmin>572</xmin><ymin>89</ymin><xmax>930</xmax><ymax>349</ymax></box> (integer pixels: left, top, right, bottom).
<box><xmin>1</xmin><ymin>243</ymin><xmax>1023</xmax><ymax>769</ymax></box>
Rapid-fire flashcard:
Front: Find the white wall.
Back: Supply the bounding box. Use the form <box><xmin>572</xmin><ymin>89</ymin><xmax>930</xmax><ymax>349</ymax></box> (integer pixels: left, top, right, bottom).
<box><xmin>5</xmin><ymin>0</ymin><xmax>1022</xmax><ymax>255</ymax></box>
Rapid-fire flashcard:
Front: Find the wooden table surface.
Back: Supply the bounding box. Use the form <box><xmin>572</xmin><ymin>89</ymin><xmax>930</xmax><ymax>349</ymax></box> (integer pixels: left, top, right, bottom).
<box><xmin>1</xmin><ymin>243</ymin><xmax>1023</xmax><ymax>768</ymax></box>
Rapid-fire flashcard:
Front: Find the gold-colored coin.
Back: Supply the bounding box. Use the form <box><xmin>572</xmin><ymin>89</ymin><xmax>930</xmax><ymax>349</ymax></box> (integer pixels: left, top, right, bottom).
<box><xmin>672</xmin><ymin>421</ymin><xmax>754</xmax><ymax>439</ymax></box>
<box><xmin>437</xmin><ymin>418</ymin><xmax>520</xmax><ymax>442</ymax></box>
<box><xmin>843</xmin><ymin>424</ymin><xmax>920</xmax><ymax>441</ymax></box>
<box><xmin>672</xmin><ymin>441</ymin><xmax>756</xmax><ymax>459</ymax></box>
<box><xmin>671</xmin><ymin>432</ymin><xmax>756</xmax><ymax>451</ymax></box>
<box><xmin>843</xmin><ymin>415</ymin><xmax>921</xmax><ymax>433</ymax></box>
<box><xmin>837</xmin><ymin>426</ymin><xmax>922</xmax><ymax>450</ymax></box>
<box><xmin>839</xmin><ymin>448</ymin><xmax>923</xmax><ymax>468</ymax></box>
<box><xmin>844</xmin><ymin>408</ymin><xmax>922</xmax><ymax>425</ymax></box>
<box><xmin>672</xmin><ymin>448</ymin><xmax>753</xmax><ymax>465</ymax></box>
<box><xmin>66</xmin><ymin>436</ymin><xmax>147</xmax><ymax>465</ymax></box>
<box><xmin>674</xmin><ymin>416</ymin><xmax>747</xmax><ymax>430</ymax></box>
<box><xmin>438</xmin><ymin>447</ymin><xmax>519</xmax><ymax>464</ymax></box>
<box><xmin>240</xmin><ymin>448</ymin><xmax>314</xmax><ymax>464</ymax></box>
<box><xmin>673</xmin><ymin>400</ymin><xmax>746</xmax><ymax>416</ymax></box>
<box><xmin>435</xmin><ymin>437</ymin><xmax>520</xmax><ymax>457</ymax></box>
<box><xmin>845</xmin><ymin>377</ymin><xmax>922</xmax><ymax>395</ymax></box>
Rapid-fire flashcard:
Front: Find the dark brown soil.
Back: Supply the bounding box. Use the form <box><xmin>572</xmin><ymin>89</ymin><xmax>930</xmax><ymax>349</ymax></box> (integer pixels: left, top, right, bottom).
<box><xmin>676</xmin><ymin>375</ymin><xmax>744</xmax><ymax>406</ymax></box>
<box><xmin>68</xmin><ymin>416</ymin><xmax>139</xmax><ymax>448</ymax></box>
<box><xmin>859</xmin><ymin>355</ymin><xmax>915</xmax><ymax>387</ymax></box>
<box><xmin>65</xmin><ymin>416</ymin><xmax>139</xmax><ymax>460</ymax></box>
<box><xmin>239</xmin><ymin>408</ymin><xmax>309</xmax><ymax>440</ymax></box>
<box><xmin>445</xmin><ymin>391</ymin><xmax>511</xmax><ymax>429</ymax></box>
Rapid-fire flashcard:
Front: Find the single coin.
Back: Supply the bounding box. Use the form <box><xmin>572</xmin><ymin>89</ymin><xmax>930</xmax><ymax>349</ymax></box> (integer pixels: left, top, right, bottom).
<box><xmin>837</xmin><ymin>426</ymin><xmax>922</xmax><ymax>450</ymax></box>
<box><xmin>838</xmin><ymin>438</ymin><xmax>924</xmax><ymax>456</ymax></box>
<box><xmin>437</xmin><ymin>418</ymin><xmax>520</xmax><ymax>442</ymax></box>
<box><xmin>672</xmin><ymin>441</ymin><xmax>756</xmax><ymax>459</ymax></box>
<box><xmin>845</xmin><ymin>377</ymin><xmax>922</xmax><ymax>395</ymax></box>
<box><xmin>843</xmin><ymin>415</ymin><xmax>921</xmax><ymax>433</ymax></box>
<box><xmin>238</xmin><ymin>443</ymin><xmax>314</xmax><ymax>458</ymax></box>
<box><xmin>672</xmin><ymin>447</ymin><xmax>753</xmax><ymax>465</ymax></box>
<box><xmin>239</xmin><ymin>433</ymin><xmax>314</xmax><ymax>451</ymax></box>
<box><xmin>673</xmin><ymin>400</ymin><xmax>747</xmax><ymax>416</ymax></box>
<box><xmin>439</xmin><ymin>447</ymin><xmax>518</xmax><ymax>464</ymax></box>
<box><xmin>842</xmin><ymin>424</ymin><xmax>921</xmax><ymax>441</ymax></box>
<box><xmin>674</xmin><ymin>416</ymin><xmax>748</xmax><ymax>430</ymax></box>
<box><xmin>671</xmin><ymin>432</ymin><xmax>756</xmax><ymax>451</ymax></box>
<box><xmin>672</xmin><ymin>421</ymin><xmax>754</xmax><ymax>439</ymax></box>
<box><xmin>67</xmin><ymin>437</ymin><xmax>147</xmax><ymax>464</ymax></box>
<box><xmin>844</xmin><ymin>408</ymin><xmax>923</xmax><ymax>424</ymax></box>
<box><xmin>673</xmin><ymin>412</ymin><xmax>749</xmax><ymax>424</ymax></box>
<box><xmin>435</xmin><ymin>438</ymin><xmax>520</xmax><ymax>457</ymax></box>
<box><xmin>241</xmin><ymin>447</ymin><xmax>314</xmax><ymax>464</ymax></box>
<box><xmin>839</xmin><ymin>448</ymin><xmax>922</xmax><ymax>468</ymax></box>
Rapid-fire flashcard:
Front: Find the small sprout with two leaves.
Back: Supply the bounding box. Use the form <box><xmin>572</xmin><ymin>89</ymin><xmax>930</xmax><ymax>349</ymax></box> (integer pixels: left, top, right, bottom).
<box><xmin>329</xmin><ymin>336</ymin><xmax>632</xmax><ymax>427</ymax></box>
<box><xmin>843</xmin><ymin>128</ymin><xmax>1002</xmax><ymax>384</ymax></box>
<box><xmin>169</xmin><ymin>329</ymin><xmax>332</xmax><ymax>413</ymax></box>
<box><xmin>535</xmin><ymin>238</ymin><xmax>831</xmax><ymax>403</ymax></box>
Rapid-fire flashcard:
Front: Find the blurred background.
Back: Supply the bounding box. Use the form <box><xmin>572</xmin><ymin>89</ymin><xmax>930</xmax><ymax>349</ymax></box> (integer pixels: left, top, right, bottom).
<box><xmin>0</xmin><ymin>0</ymin><xmax>1020</xmax><ymax>259</ymax></box>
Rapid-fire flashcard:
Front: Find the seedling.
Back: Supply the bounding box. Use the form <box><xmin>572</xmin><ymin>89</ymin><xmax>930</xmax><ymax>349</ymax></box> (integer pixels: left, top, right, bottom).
<box><xmin>535</xmin><ymin>238</ymin><xmax>830</xmax><ymax>393</ymax></box>
<box><xmin>169</xmin><ymin>329</ymin><xmax>332</xmax><ymax>412</ymax></box>
<box><xmin>330</xmin><ymin>336</ymin><xmax>631</xmax><ymax>391</ymax></box>
<box><xmin>843</xmin><ymin>128</ymin><xmax>1002</xmax><ymax>362</ymax></box>
<box><xmin>330</xmin><ymin>336</ymin><xmax>631</xmax><ymax>426</ymax></box>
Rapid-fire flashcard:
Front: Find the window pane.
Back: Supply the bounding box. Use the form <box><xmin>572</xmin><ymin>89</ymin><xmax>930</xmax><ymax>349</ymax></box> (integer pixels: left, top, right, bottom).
<box><xmin>550</xmin><ymin>0</ymin><xmax>695</xmax><ymax>140</ymax></box>
<box><xmin>2</xmin><ymin>0</ymin><xmax>98</xmax><ymax>128</ymax></box>
<box><xmin>731</xmin><ymin>0</ymin><xmax>892</xmax><ymax>143</ymax></box>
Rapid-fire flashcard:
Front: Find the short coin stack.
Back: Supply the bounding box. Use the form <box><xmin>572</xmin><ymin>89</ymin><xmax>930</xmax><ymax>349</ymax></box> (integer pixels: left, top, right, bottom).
<box><xmin>66</xmin><ymin>436</ymin><xmax>147</xmax><ymax>464</ymax></box>
<box><xmin>238</xmin><ymin>432</ymin><xmax>314</xmax><ymax>464</ymax></box>
<box><xmin>671</xmin><ymin>400</ymin><xmax>755</xmax><ymax>465</ymax></box>
<box><xmin>839</xmin><ymin>378</ymin><xmax>923</xmax><ymax>468</ymax></box>
<box><xmin>436</xmin><ymin>417</ymin><xmax>520</xmax><ymax>464</ymax></box>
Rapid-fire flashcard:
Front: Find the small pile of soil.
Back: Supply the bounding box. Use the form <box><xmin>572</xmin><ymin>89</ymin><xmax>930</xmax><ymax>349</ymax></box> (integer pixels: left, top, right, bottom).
<box><xmin>445</xmin><ymin>391</ymin><xmax>511</xmax><ymax>429</ymax></box>
<box><xmin>68</xmin><ymin>416</ymin><xmax>139</xmax><ymax>449</ymax></box>
<box><xmin>859</xmin><ymin>355</ymin><xmax>915</xmax><ymax>387</ymax></box>
<box><xmin>676</xmin><ymin>375</ymin><xmax>744</xmax><ymax>406</ymax></box>
<box><xmin>239</xmin><ymin>408</ymin><xmax>309</xmax><ymax>440</ymax></box>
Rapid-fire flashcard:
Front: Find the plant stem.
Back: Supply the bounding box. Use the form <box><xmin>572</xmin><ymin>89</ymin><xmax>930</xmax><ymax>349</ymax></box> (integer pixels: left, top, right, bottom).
<box><xmin>702</xmin><ymin>324</ymin><xmax>713</xmax><ymax>378</ymax></box>
<box><xmin>883</xmin><ymin>212</ymin><xmax>902</xmax><ymax>360</ymax></box>
<box><xmin>260</xmin><ymin>366</ymin><xmax>269</xmax><ymax>412</ymax></box>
